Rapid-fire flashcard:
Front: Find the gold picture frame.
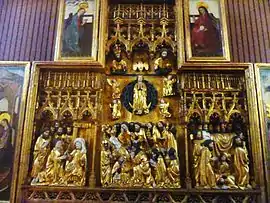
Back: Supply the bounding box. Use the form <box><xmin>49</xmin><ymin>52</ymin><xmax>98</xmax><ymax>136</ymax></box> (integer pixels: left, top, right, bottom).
<box><xmin>254</xmin><ymin>63</ymin><xmax>270</xmax><ymax>202</ymax></box>
<box><xmin>54</xmin><ymin>0</ymin><xmax>100</xmax><ymax>61</ymax></box>
<box><xmin>184</xmin><ymin>0</ymin><xmax>230</xmax><ymax>62</ymax></box>
<box><xmin>0</xmin><ymin>61</ymin><xmax>30</xmax><ymax>203</ymax></box>
<box><xmin>97</xmin><ymin>0</ymin><xmax>108</xmax><ymax>66</ymax></box>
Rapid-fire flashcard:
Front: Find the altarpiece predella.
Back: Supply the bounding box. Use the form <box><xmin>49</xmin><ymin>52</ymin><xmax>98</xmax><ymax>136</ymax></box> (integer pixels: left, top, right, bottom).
<box><xmin>13</xmin><ymin>0</ymin><xmax>268</xmax><ymax>203</ymax></box>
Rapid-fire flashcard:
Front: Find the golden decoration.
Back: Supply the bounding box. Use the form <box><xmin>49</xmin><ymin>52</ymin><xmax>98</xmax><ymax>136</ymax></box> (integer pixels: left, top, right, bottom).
<box><xmin>0</xmin><ymin>112</ymin><xmax>11</xmax><ymax>123</ymax></box>
<box><xmin>78</xmin><ymin>2</ymin><xmax>89</xmax><ymax>10</ymax></box>
<box><xmin>196</xmin><ymin>1</ymin><xmax>209</xmax><ymax>9</ymax></box>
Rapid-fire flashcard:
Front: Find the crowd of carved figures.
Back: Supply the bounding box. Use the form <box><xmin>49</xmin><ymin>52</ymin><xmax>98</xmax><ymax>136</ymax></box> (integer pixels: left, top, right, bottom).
<box><xmin>100</xmin><ymin>122</ymin><xmax>180</xmax><ymax>188</ymax></box>
<box><xmin>190</xmin><ymin>122</ymin><xmax>251</xmax><ymax>190</ymax></box>
<box><xmin>181</xmin><ymin>72</ymin><xmax>251</xmax><ymax>190</ymax></box>
<box><xmin>28</xmin><ymin>71</ymin><xmax>104</xmax><ymax>187</ymax></box>
<box><xmin>30</xmin><ymin>121</ymin><xmax>87</xmax><ymax>186</ymax></box>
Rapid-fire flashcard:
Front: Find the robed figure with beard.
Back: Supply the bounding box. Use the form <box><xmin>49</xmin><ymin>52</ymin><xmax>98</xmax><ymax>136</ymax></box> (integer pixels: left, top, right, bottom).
<box><xmin>197</xmin><ymin>139</ymin><xmax>217</xmax><ymax>188</ymax></box>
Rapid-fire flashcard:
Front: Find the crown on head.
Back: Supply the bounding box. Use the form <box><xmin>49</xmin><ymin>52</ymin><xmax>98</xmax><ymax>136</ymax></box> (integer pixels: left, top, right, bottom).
<box><xmin>196</xmin><ymin>1</ymin><xmax>209</xmax><ymax>9</ymax></box>
<box><xmin>79</xmin><ymin>2</ymin><xmax>89</xmax><ymax>10</ymax></box>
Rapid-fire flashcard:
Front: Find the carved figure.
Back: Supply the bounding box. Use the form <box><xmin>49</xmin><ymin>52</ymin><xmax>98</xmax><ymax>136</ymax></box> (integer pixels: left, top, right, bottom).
<box><xmin>132</xmin><ymin>150</ymin><xmax>155</xmax><ymax>187</ymax></box>
<box><xmin>110</xmin><ymin>99</ymin><xmax>121</xmax><ymax>120</ymax></box>
<box><xmin>107</xmin><ymin>79</ymin><xmax>121</xmax><ymax>99</ymax></box>
<box><xmin>197</xmin><ymin>139</ymin><xmax>217</xmax><ymax>188</ymax></box>
<box><xmin>217</xmin><ymin>153</ymin><xmax>237</xmax><ymax>189</ymax></box>
<box><xmin>130</xmin><ymin>75</ymin><xmax>150</xmax><ymax>115</ymax></box>
<box><xmin>154</xmin><ymin>49</ymin><xmax>172</xmax><ymax>75</ymax></box>
<box><xmin>166</xmin><ymin>148</ymin><xmax>181</xmax><ymax>187</ymax></box>
<box><xmin>233</xmin><ymin>136</ymin><xmax>251</xmax><ymax>190</ymax></box>
<box><xmin>112</xmin><ymin>156</ymin><xmax>132</xmax><ymax>187</ymax></box>
<box><xmin>192</xmin><ymin>131</ymin><xmax>204</xmax><ymax>187</ymax></box>
<box><xmin>62</xmin><ymin>138</ymin><xmax>87</xmax><ymax>186</ymax></box>
<box><xmin>101</xmin><ymin>140</ymin><xmax>112</xmax><ymax>186</ymax></box>
<box><xmin>159</xmin><ymin>99</ymin><xmax>171</xmax><ymax>118</ymax></box>
<box><xmin>31</xmin><ymin>141</ymin><xmax>66</xmax><ymax>186</ymax></box>
<box><xmin>118</xmin><ymin>123</ymin><xmax>131</xmax><ymax>146</ymax></box>
<box><xmin>163</xmin><ymin>75</ymin><xmax>176</xmax><ymax>96</ymax></box>
<box><xmin>111</xmin><ymin>44</ymin><xmax>127</xmax><ymax>74</ymax></box>
<box><xmin>154</xmin><ymin>151</ymin><xmax>168</xmax><ymax>187</ymax></box>
<box><xmin>31</xmin><ymin>128</ymin><xmax>51</xmax><ymax>179</ymax></box>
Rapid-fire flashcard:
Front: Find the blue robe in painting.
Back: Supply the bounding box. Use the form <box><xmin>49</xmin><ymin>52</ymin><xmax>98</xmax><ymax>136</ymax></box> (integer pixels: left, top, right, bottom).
<box><xmin>62</xmin><ymin>13</ymin><xmax>84</xmax><ymax>55</ymax></box>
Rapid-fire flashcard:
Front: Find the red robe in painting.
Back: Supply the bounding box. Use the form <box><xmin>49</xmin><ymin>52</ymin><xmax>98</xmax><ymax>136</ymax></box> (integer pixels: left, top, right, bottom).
<box><xmin>191</xmin><ymin>11</ymin><xmax>220</xmax><ymax>55</ymax></box>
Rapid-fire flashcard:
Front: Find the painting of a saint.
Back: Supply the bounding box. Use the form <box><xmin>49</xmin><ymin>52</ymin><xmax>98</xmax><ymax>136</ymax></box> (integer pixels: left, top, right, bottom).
<box><xmin>186</xmin><ymin>0</ymin><xmax>230</xmax><ymax>61</ymax></box>
<box><xmin>55</xmin><ymin>0</ymin><xmax>98</xmax><ymax>60</ymax></box>
<box><xmin>191</xmin><ymin>2</ymin><xmax>221</xmax><ymax>56</ymax></box>
<box><xmin>259</xmin><ymin>69</ymin><xmax>270</xmax><ymax>170</ymax></box>
<box><xmin>0</xmin><ymin>64</ymin><xmax>30</xmax><ymax>202</ymax></box>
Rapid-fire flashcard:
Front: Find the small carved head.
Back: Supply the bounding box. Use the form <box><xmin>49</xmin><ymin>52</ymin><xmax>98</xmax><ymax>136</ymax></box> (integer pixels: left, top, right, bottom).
<box><xmin>161</xmin><ymin>49</ymin><xmax>168</xmax><ymax>58</ymax></box>
<box><xmin>42</xmin><ymin>127</ymin><xmax>50</xmax><ymax>139</ymax></box>
<box><xmin>112</xmin><ymin>44</ymin><xmax>122</xmax><ymax>59</ymax></box>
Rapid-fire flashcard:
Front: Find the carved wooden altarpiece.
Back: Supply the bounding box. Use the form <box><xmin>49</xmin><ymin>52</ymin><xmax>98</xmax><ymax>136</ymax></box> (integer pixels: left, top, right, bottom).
<box><xmin>14</xmin><ymin>1</ymin><xmax>268</xmax><ymax>203</ymax></box>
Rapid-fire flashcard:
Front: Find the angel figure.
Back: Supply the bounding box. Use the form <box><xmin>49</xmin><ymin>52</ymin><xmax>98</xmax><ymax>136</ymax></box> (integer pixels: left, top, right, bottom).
<box><xmin>163</xmin><ymin>75</ymin><xmax>176</xmax><ymax>97</ymax></box>
<box><xmin>107</xmin><ymin>79</ymin><xmax>121</xmax><ymax>99</ymax></box>
<box><xmin>159</xmin><ymin>99</ymin><xmax>171</xmax><ymax>118</ymax></box>
<box><xmin>110</xmin><ymin>99</ymin><xmax>121</xmax><ymax>120</ymax></box>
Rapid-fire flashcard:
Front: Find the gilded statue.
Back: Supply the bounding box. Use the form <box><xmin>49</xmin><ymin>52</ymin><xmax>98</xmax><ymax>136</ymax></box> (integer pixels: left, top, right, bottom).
<box><xmin>101</xmin><ymin>140</ymin><xmax>112</xmax><ymax>186</ymax></box>
<box><xmin>109</xmin><ymin>125</ymin><xmax>122</xmax><ymax>151</ymax></box>
<box><xmin>156</xmin><ymin>122</ymin><xmax>178</xmax><ymax>154</ymax></box>
<box><xmin>133</xmin><ymin>123</ymin><xmax>147</xmax><ymax>143</ymax></box>
<box><xmin>154</xmin><ymin>151</ymin><xmax>168</xmax><ymax>187</ymax></box>
<box><xmin>217</xmin><ymin>153</ymin><xmax>237</xmax><ymax>189</ymax></box>
<box><xmin>62</xmin><ymin>138</ymin><xmax>87</xmax><ymax>186</ymax></box>
<box><xmin>192</xmin><ymin>131</ymin><xmax>204</xmax><ymax>188</ymax></box>
<box><xmin>132</xmin><ymin>150</ymin><xmax>155</xmax><ymax>187</ymax></box>
<box><xmin>159</xmin><ymin>99</ymin><xmax>171</xmax><ymax>118</ymax></box>
<box><xmin>112</xmin><ymin>156</ymin><xmax>132</xmax><ymax>187</ymax></box>
<box><xmin>163</xmin><ymin>75</ymin><xmax>176</xmax><ymax>97</ymax></box>
<box><xmin>118</xmin><ymin>123</ymin><xmax>131</xmax><ymax>146</ymax></box>
<box><xmin>130</xmin><ymin>75</ymin><xmax>151</xmax><ymax>115</ymax></box>
<box><xmin>211</xmin><ymin>123</ymin><xmax>236</xmax><ymax>157</ymax></box>
<box><xmin>31</xmin><ymin>141</ymin><xmax>66</xmax><ymax>185</ymax></box>
<box><xmin>233</xmin><ymin>136</ymin><xmax>251</xmax><ymax>190</ymax></box>
<box><xmin>196</xmin><ymin>140</ymin><xmax>217</xmax><ymax>189</ymax></box>
<box><xmin>110</xmin><ymin>99</ymin><xmax>121</xmax><ymax>120</ymax></box>
<box><xmin>31</xmin><ymin>128</ymin><xmax>51</xmax><ymax>179</ymax></box>
<box><xmin>154</xmin><ymin>49</ymin><xmax>172</xmax><ymax>75</ymax></box>
<box><xmin>166</xmin><ymin>148</ymin><xmax>181</xmax><ymax>188</ymax></box>
<box><xmin>53</xmin><ymin>126</ymin><xmax>65</xmax><ymax>145</ymax></box>
<box><xmin>110</xmin><ymin>43</ymin><xmax>127</xmax><ymax>74</ymax></box>
<box><xmin>64</xmin><ymin>126</ymin><xmax>73</xmax><ymax>150</ymax></box>
<box><xmin>107</xmin><ymin>79</ymin><xmax>121</xmax><ymax>99</ymax></box>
